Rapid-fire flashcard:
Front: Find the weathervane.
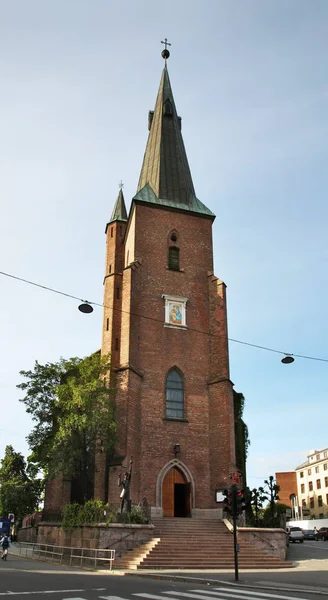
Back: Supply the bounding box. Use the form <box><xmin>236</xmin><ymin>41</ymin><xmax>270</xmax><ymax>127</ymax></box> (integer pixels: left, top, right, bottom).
<box><xmin>119</xmin><ymin>180</ymin><xmax>124</xmax><ymax>189</ymax></box>
<box><xmin>161</xmin><ymin>38</ymin><xmax>171</xmax><ymax>62</ymax></box>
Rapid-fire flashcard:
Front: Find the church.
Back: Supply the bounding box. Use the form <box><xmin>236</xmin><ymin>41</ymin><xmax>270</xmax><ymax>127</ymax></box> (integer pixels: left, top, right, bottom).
<box><xmin>94</xmin><ymin>46</ymin><xmax>239</xmax><ymax>519</ymax></box>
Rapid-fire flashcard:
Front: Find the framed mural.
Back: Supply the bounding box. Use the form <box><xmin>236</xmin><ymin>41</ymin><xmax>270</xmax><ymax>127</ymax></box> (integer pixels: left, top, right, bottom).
<box><xmin>162</xmin><ymin>294</ymin><xmax>188</xmax><ymax>329</ymax></box>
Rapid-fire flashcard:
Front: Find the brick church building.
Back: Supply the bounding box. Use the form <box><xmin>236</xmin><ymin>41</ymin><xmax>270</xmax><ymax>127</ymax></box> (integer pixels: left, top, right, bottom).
<box><xmin>94</xmin><ymin>51</ymin><xmax>238</xmax><ymax>520</ymax></box>
<box><xmin>44</xmin><ymin>50</ymin><xmax>239</xmax><ymax>520</ymax></box>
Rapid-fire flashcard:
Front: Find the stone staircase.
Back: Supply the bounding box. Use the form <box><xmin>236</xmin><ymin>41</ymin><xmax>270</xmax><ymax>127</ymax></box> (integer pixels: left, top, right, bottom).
<box><xmin>113</xmin><ymin>518</ymin><xmax>293</xmax><ymax>570</ymax></box>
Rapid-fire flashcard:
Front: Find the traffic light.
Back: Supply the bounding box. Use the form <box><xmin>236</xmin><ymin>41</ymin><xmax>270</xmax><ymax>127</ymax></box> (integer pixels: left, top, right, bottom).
<box><xmin>236</xmin><ymin>489</ymin><xmax>245</xmax><ymax>515</ymax></box>
<box><xmin>223</xmin><ymin>488</ymin><xmax>233</xmax><ymax>515</ymax></box>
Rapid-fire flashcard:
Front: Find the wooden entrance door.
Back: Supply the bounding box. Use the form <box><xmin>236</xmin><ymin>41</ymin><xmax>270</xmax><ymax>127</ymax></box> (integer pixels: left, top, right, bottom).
<box><xmin>162</xmin><ymin>467</ymin><xmax>191</xmax><ymax>517</ymax></box>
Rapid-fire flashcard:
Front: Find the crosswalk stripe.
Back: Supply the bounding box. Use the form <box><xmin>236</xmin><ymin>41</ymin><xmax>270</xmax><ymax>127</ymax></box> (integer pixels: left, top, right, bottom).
<box><xmin>99</xmin><ymin>596</ymin><xmax>130</xmax><ymax>600</ymax></box>
<box><xmin>162</xmin><ymin>592</ymin><xmax>262</xmax><ymax>600</ymax></box>
<box><xmin>163</xmin><ymin>590</ymin><xmax>310</xmax><ymax>600</ymax></box>
<box><xmin>134</xmin><ymin>594</ymin><xmax>182</xmax><ymax>600</ymax></box>
<box><xmin>212</xmin><ymin>588</ymin><xmax>311</xmax><ymax>600</ymax></box>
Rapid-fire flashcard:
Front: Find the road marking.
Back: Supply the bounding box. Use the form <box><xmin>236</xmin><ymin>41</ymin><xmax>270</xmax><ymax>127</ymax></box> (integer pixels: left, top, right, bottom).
<box><xmin>163</xmin><ymin>592</ymin><xmax>261</xmax><ymax>600</ymax></box>
<box><xmin>134</xmin><ymin>594</ymin><xmax>182</xmax><ymax>600</ymax></box>
<box><xmin>213</xmin><ymin>589</ymin><xmax>312</xmax><ymax>600</ymax></box>
<box><xmin>164</xmin><ymin>590</ymin><xmax>312</xmax><ymax>600</ymax></box>
<box><xmin>99</xmin><ymin>597</ymin><xmax>130</xmax><ymax>600</ymax></box>
<box><xmin>0</xmin><ymin>591</ymin><xmax>84</xmax><ymax>597</ymax></box>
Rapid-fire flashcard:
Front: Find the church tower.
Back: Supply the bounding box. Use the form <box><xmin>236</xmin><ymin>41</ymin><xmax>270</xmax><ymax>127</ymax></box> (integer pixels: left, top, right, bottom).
<box><xmin>99</xmin><ymin>49</ymin><xmax>237</xmax><ymax>518</ymax></box>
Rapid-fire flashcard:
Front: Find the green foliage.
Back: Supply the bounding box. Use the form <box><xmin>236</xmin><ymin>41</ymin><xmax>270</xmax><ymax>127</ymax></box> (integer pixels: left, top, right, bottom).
<box><xmin>61</xmin><ymin>500</ymin><xmax>149</xmax><ymax>530</ymax></box>
<box><xmin>18</xmin><ymin>353</ymin><xmax>116</xmax><ymax>501</ymax></box>
<box><xmin>0</xmin><ymin>445</ymin><xmax>44</xmax><ymax>524</ymax></box>
<box><xmin>246</xmin><ymin>476</ymin><xmax>283</xmax><ymax>528</ymax></box>
<box><xmin>233</xmin><ymin>391</ymin><xmax>250</xmax><ymax>485</ymax></box>
<box><xmin>61</xmin><ymin>503</ymin><xmax>84</xmax><ymax>530</ymax></box>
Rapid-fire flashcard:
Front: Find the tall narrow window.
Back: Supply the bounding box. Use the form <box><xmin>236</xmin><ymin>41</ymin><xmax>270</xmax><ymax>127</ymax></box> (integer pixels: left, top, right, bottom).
<box><xmin>166</xmin><ymin>368</ymin><xmax>184</xmax><ymax>419</ymax></box>
<box><xmin>109</xmin><ymin>264</ymin><xmax>112</xmax><ymax>274</ymax></box>
<box><xmin>106</xmin><ymin>318</ymin><xmax>109</xmax><ymax>331</ymax></box>
<box><xmin>116</xmin><ymin>287</ymin><xmax>120</xmax><ymax>299</ymax></box>
<box><xmin>168</xmin><ymin>247</ymin><xmax>180</xmax><ymax>271</ymax></box>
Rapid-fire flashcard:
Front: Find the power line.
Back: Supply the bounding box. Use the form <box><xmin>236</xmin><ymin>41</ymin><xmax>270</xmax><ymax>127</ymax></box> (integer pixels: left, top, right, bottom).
<box><xmin>1</xmin><ymin>269</ymin><xmax>328</xmax><ymax>364</ymax></box>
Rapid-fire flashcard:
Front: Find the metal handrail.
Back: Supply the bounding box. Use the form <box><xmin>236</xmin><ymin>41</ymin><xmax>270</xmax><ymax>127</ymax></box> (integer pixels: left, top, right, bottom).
<box><xmin>16</xmin><ymin>541</ymin><xmax>115</xmax><ymax>569</ymax></box>
<box><xmin>69</xmin><ymin>547</ymin><xmax>115</xmax><ymax>569</ymax></box>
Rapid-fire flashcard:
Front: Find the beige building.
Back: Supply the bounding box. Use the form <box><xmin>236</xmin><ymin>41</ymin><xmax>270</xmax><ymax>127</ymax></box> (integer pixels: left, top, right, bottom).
<box><xmin>296</xmin><ymin>448</ymin><xmax>328</xmax><ymax>519</ymax></box>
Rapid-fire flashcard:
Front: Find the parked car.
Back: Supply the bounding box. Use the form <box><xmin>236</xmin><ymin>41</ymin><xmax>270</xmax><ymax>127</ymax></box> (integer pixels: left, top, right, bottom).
<box><xmin>303</xmin><ymin>529</ymin><xmax>316</xmax><ymax>540</ymax></box>
<box><xmin>286</xmin><ymin>526</ymin><xmax>304</xmax><ymax>543</ymax></box>
<box><xmin>315</xmin><ymin>527</ymin><xmax>328</xmax><ymax>541</ymax></box>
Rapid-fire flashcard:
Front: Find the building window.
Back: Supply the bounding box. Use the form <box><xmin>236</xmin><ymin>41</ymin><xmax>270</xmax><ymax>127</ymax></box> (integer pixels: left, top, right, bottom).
<box><xmin>308</xmin><ymin>469</ymin><xmax>312</xmax><ymax>475</ymax></box>
<box><xmin>109</xmin><ymin>264</ymin><xmax>112</xmax><ymax>274</ymax></box>
<box><xmin>310</xmin><ymin>497</ymin><xmax>314</xmax><ymax>509</ymax></box>
<box><xmin>115</xmin><ymin>337</ymin><xmax>119</xmax><ymax>351</ymax></box>
<box><xmin>301</xmin><ymin>484</ymin><xmax>305</xmax><ymax>494</ymax></box>
<box><xmin>111</xmin><ymin>227</ymin><xmax>113</xmax><ymax>237</ymax></box>
<box><xmin>116</xmin><ymin>287</ymin><xmax>120</xmax><ymax>299</ymax></box>
<box><xmin>302</xmin><ymin>499</ymin><xmax>306</xmax><ymax>508</ymax></box>
<box><xmin>326</xmin><ymin>494</ymin><xmax>328</xmax><ymax>504</ymax></box>
<box><xmin>168</xmin><ymin>246</ymin><xmax>180</xmax><ymax>271</ymax></box>
<box><xmin>165</xmin><ymin>368</ymin><xmax>184</xmax><ymax>420</ymax></box>
<box><xmin>324</xmin><ymin>463</ymin><xmax>327</xmax><ymax>471</ymax></box>
<box><xmin>300</xmin><ymin>471</ymin><xmax>304</xmax><ymax>478</ymax></box>
<box><xmin>106</xmin><ymin>318</ymin><xmax>109</xmax><ymax>331</ymax></box>
<box><xmin>309</xmin><ymin>481</ymin><xmax>313</xmax><ymax>491</ymax></box>
<box><xmin>316</xmin><ymin>466</ymin><xmax>319</xmax><ymax>473</ymax></box>
<box><xmin>324</xmin><ymin>451</ymin><xmax>327</xmax><ymax>458</ymax></box>
<box><xmin>325</xmin><ymin>477</ymin><xmax>328</xmax><ymax>487</ymax></box>
<box><xmin>162</xmin><ymin>294</ymin><xmax>188</xmax><ymax>328</ymax></box>
<box><xmin>317</xmin><ymin>454</ymin><xmax>321</xmax><ymax>460</ymax></box>
<box><xmin>319</xmin><ymin>513</ymin><xmax>324</xmax><ymax>518</ymax></box>
<box><xmin>318</xmin><ymin>495</ymin><xmax>323</xmax><ymax>507</ymax></box>
<box><xmin>317</xmin><ymin>479</ymin><xmax>321</xmax><ymax>489</ymax></box>
<box><xmin>120</xmin><ymin>225</ymin><xmax>122</xmax><ymax>237</ymax></box>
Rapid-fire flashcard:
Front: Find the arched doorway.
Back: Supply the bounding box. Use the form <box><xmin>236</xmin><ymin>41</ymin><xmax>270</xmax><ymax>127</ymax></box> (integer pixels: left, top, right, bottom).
<box><xmin>162</xmin><ymin>466</ymin><xmax>191</xmax><ymax>517</ymax></box>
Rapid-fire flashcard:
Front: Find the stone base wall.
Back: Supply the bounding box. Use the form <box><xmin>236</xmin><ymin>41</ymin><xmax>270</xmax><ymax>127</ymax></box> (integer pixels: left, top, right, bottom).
<box><xmin>17</xmin><ymin>526</ymin><xmax>38</xmax><ymax>544</ymax></box>
<box><xmin>36</xmin><ymin>523</ymin><xmax>154</xmax><ymax>557</ymax></box>
<box><xmin>238</xmin><ymin>527</ymin><xmax>287</xmax><ymax>560</ymax></box>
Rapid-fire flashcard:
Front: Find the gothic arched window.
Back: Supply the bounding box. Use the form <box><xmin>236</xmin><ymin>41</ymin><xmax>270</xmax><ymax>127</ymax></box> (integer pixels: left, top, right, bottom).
<box><xmin>166</xmin><ymin>369</ymin><xmax>184</xmax><ymax>419</ymax></box>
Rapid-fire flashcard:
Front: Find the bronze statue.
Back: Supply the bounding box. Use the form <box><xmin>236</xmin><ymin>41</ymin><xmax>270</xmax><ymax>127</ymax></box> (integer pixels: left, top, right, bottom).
<box><xmin>118</xmin><ymin>458</ymin><xmax>133</xmax><ymax>513</ymax></box>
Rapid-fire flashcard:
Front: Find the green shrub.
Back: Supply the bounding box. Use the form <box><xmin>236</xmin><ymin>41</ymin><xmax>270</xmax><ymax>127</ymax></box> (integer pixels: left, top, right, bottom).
<box><xmin>62</xmin><ymin>503</ymin><xmax>84</xmax><ymax>530</ymax></box>
<box><xmin>61</xmin><ymin>500</ymin><xmax>148</xmax><ymax>530</ymax></box>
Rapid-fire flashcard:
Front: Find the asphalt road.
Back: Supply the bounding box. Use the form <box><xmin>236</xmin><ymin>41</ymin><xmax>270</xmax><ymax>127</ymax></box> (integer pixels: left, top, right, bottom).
<box><xmin>0</xmin><ymin>544</ymin><xmax>328</xmax><ymax>600</ymax></box>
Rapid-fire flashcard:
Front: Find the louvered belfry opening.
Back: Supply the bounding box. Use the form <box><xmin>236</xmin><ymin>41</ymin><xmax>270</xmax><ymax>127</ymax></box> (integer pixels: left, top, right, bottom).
<box><xmin>168</xmin><ymin>246</ymin><xmax>180</xmax><ymax>271</ymax></box>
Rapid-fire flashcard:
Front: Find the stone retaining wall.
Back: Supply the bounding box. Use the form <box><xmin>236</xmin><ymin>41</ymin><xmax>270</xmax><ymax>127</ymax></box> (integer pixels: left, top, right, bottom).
<box><xmin>238</xmin><ymin>527</ymin><xmax>287</xmax><ymax>560</ymax></box>
<box><xmin>20</xmin><ymin>522</ymin><xmax>154</xmax><ymax>557</ymax></box>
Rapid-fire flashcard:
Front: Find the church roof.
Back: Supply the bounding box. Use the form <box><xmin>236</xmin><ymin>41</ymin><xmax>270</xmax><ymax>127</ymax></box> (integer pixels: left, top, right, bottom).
<box><xmin>110</xmin><ymin>188</ymin><xmax>128</xmax><ymax>222</ymax></box>
<box><xmin>134</xmin><ymin>65</ymin><xmax>215</xmax><ymax>219</ymax></box>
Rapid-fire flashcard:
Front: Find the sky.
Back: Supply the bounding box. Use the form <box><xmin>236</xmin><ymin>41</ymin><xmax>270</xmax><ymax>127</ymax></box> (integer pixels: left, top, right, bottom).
<box><xmin>0</xmin><ymin>0</ymin><xmax>327</xmax><ymax>494</ymax></box>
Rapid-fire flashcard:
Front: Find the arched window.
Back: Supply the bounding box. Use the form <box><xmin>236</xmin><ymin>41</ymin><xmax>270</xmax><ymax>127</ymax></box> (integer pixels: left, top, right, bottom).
<box><xmin>166</xmin><ymin>369</ymin><xmax>184</xmax><ymax>419</ymax></box>
<box><xmin>168</xmin><ymin>246</ymin><xmax>180</xmax><ymax>271</ymax></box>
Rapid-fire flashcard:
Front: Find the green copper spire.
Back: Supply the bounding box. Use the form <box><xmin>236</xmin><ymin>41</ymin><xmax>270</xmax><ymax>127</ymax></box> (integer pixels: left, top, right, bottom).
<box><xmin>134</xmin><ymin>62</ymin><xmax>214</xmax><ymax>219</ymax></box>
<box><xmin>110</xmin><ymin>188</ymin><xmax>128</xmax><ymax>222</ymax></box>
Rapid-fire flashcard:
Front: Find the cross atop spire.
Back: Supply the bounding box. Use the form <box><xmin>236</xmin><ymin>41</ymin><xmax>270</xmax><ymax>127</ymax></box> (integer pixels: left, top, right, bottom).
<box><xmin>161</xmin><ymin>37</ymin><xmax>171</xmax><ymax>62</ymax></box>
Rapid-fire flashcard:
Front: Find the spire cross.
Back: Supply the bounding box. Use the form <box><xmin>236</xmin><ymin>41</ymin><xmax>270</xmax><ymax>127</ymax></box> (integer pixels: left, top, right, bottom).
<box><xmin>161</xmin><ymin>38</ymin><xmax>171</xmax><ymax>51</ymax></box>
<box><xmin>119</xmin><ymin>180</ymin><xmax>124</xmax><ymax>189</ymax></box>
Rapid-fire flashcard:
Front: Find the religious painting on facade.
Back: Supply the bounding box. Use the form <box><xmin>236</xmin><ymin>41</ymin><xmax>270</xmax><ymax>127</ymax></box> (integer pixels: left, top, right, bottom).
<box><xmin>162</xmin><ymin>294</ymin><xmax>188</xmax><ymax>329</ymax></box>
<box><xmin>169</xmin><ymin>302</ymin><xmax>183</xmax><ymax>326</ymax></box>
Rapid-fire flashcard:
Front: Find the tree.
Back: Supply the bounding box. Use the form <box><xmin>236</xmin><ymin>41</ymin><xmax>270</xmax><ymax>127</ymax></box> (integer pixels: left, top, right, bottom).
<box><xmin>249</xmin><ymin>486</ymin><xmax>267</xmax><ymax>526</ymax></box>
<box><xmin>0</xmin><ymin>445</ymin><xmax>43</xmax><ymax>525</ymax></box>
<box><xmin>17</xmin><ymin>352</ymin><xmax>115</xmax><ymax>502</ymax></box>
<box><xmin>263</xmin><ymin>475</ymin><xmax>280</xmax><ymax>520</ymax></box>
